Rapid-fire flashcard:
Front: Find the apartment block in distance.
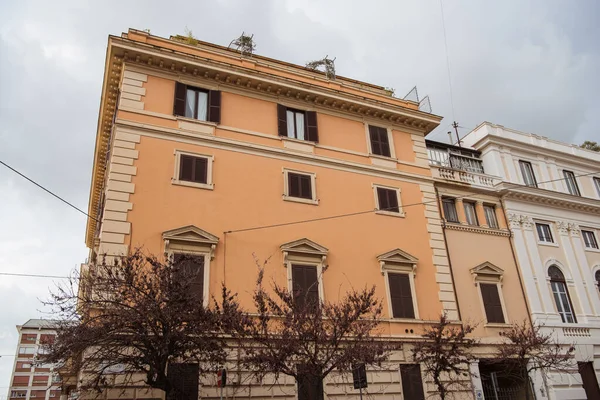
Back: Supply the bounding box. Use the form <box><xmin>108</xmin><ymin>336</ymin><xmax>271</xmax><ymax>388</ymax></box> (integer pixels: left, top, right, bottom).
<box><xmin>426</xmin><ymin>139</ymin><xmax>532</xmax><ymax>399</ymax></box>
<box><xmin>76</xmin><ymin>28</ymin><xmax>463</xmax><ymax>400</ymax></box>
<box><xmin>7</xmin><ymin>320</ymin><xmax>61</xmax><ymax>400</ymax></box>
<box><xmin>463</xmin><ymin>122</ymin><xmax>600</xmax><ymax>400</ymax></box>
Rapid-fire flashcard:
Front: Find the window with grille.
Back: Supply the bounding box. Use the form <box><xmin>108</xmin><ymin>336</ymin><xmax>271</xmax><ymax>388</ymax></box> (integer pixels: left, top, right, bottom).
<box><xmin>563</xmin><ymin>170</ymin><xmax>581</xmax><ymax>196</ymax></box>
<box><xmin>483</xmin><ymin>205</ymin><xmax>498</xmax><ymax>228</ymax></box>
<box><xmin>536</xmin><ymin>223</ymin><xmax>554</xmax><ymax>243</ymax></box>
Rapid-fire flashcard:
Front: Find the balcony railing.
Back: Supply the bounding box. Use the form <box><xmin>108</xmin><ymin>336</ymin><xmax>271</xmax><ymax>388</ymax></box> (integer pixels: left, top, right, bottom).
<box><xmin>431</xmin><ymin>166</ymin><xmax>498</xmax><ymax>188</ymax></box>
<box><xmin>563</xmin><ymin>327</ymin><xmax>591</xmax><ymax>337</ymax></box>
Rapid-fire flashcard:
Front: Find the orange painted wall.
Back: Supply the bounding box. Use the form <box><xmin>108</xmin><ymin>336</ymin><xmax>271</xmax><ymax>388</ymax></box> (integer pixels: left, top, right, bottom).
<box><xmin>444</xmin><ymin>229</ymin><xmax>530</xmax><ymax>337</ymax></box>
<box><xmin>126</xmin><ymin>135</ymin><xmax>443</xmax><ymax>330</ymax></box>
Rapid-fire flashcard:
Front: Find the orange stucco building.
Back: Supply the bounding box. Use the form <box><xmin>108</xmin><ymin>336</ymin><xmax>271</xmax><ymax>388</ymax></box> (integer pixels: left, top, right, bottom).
<box><xmin>82</xmin><ymin>29</ymin><xmax>525</xmax><ymax>399</ymax></box>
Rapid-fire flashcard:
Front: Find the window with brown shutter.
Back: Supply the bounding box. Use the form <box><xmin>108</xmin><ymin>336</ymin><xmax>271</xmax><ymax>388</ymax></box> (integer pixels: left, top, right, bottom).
<box><xmin>578</xmin><ymin>362</ymin><xmax>600</xmax><ymax>400</ymax></box>
<box><xmin>388</xmin><ymin>273</ymin><xmax>415</xmax><ymax>319</ymax></box>
<box><xmin>297</xmin><ymin>365</ymin><xmax>324</xmax><ymax>400</ymax></box>
<box><xmin>376</xmin><ymin>187</ymin><xmax>400</xmax><ymax>213</ymax></box>
<box><xmin>179</xmin><ymin>155</ymin><xmax>208</xmax><ymax>184</ymax></box>
<box><xmin>167</xmin><ymin>363</ymin><xmax>199</xmax><ymax>400</ymax></box>
<box><xmin>368</xmin><ymin>125</ymin><xmax>391</xmax><ymax>157</ymax></box>
<box><xmin>400</xmin><ymin>364</ymin><xmax>425</xmax><ymax>400</ymax></box>
<box><xmin>173</xmin><ymin>82</ymin><xmax>220</xmax><ymax>123</ymax></box>
<box><xmin>288</xmin><ymin>172</ymin><xmax>313</xmax><ymax>200</ymax></box>
<box><xmin>292</xmin><ymin>265</ymin><xmax>319</xmax><ymax>310</ymax></box>
<box><xmin>173</xmin><ymin>254</ymin><xmax>205</xmax><ymax>301</ymax></box>
<box><xmin>480</xmin><ymin>283</ymin><xmax>505</xmax><ymax>323</ymax></box>
<box><xmin>277</xmin><ymin>104</ymin><xmax>318</xmax><ymax>142</ymax></box>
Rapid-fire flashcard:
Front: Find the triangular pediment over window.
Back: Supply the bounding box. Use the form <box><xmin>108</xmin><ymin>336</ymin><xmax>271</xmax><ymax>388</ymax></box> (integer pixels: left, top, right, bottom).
<box><xmin>377</xmin><ymin>248</ymin><xmax>418</xmax><ymax>275</ymax></box>
<box><xmin>163</xmin><ymin>225</ymin><xmax>219</xmax><ymax>244</ymax></box>
<box><xmin>470</xmin><ymin>262</ymin><xmax>504</xmax><ymax>283</ymax></box>
<box><xmin>280</xmin><ymin>238</ymin><xmax>328</xmax><ymax>256</ymax></box>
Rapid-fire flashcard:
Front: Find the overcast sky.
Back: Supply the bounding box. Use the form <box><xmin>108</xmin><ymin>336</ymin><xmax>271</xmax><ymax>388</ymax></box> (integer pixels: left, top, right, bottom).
<box><xmin>1</xmin><ymin>0</ymin><xmax>599</xmax><ymax>393</ymax></box>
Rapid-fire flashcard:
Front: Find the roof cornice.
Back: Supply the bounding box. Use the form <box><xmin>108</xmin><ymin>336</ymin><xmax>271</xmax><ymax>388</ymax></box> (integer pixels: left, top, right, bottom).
<box><xmin>499</xmin><ymin>184</ymin><xmax>600</xmax><ymax>215</ymax></box>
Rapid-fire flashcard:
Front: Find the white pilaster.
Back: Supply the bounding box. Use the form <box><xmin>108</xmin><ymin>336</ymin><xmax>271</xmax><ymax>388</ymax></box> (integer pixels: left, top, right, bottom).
<box><xmin>569</xmin><ymin>224</ymin><xmax>600</xmax><ymax>322</ymax></box>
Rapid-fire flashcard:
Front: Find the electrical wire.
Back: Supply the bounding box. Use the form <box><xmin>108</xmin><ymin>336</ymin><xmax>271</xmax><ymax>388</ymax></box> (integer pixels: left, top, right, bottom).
<box><xmin>0</xmin><ymin>272</ymin><xmax>71</xmax><ymax>279</ymax></box>
<box><xmin>225</xmin><ymin>169</ymin><xmax>600</xmax><ymax>234</ymax></box>
<box><xmin>0</xmin><ymin>160</ymin><xmax>98</xmax><ymax>223</ymax></box>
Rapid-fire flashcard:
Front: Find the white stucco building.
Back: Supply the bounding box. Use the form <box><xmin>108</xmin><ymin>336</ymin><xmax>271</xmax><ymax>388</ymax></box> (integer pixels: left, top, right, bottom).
<box><xmin>462</xmin><ymin>122</ymin><xmax>600</xmax><ymax>400</ymax></box>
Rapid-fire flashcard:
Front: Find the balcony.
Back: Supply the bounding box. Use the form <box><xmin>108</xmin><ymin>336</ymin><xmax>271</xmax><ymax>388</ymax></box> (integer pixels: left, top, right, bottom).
<box><xmin>432</xmin><ymin>166</ymin><xmax>498</xmax><ymax>188</ymax></box>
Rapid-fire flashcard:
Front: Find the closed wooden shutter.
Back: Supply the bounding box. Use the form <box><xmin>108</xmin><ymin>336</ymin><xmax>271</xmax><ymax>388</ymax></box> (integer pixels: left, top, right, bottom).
<box><xmin>174</xmin><ymin>254</ymin><xmax>205</xmax><ymax>301</ymax></box>
<box><xmin>173</xmin><ymin>82</ymin><xmax>187</xmax><ymax>116</ymax></box>
<box><xmin>369</xmin><ymin>126</ymin><xmax>391</xmax><ymax>157</ymax></box>
<box><xmin>480</xmin><ymin>283</ymin><xmax>504</xmax><ymax>323</ymax></box>
<box><xmin>377</xmin><ymin>187</ymin><xmax>399</xmax><ymax>212</ymax></box>
<box><xmin>297</xmin><ymin>365</ymin><xmax>324</xmax><ymax>400</ymax></box>
<box><xmin>306</xmin><ymin>111</ymin><xmax>319</xmax><ymax>142</ymax></box>
<box><xmin>179</xmin><ymin>155</ymin><xmax>194</xmax><ymax>181</ymax></box>
<box><xmin>277</xmin><ymin>104</ymin><xmax>288</xmax><ymax>137</ymax></box>
<box><xmin>288</xmin><ymin>173</ymin><xmax>312</xmax><ymax>199</ymax></box>
<box><xmin>208</xmin><ymin>90</ymin><xmax>221</xmax><ymax>123</ymax></box>
<box><xmin>578</xmin><ymin>362</ymin><xmax>600</xmax><ymax>400</ymax></box>
<box><xmin>292</xmin><ymin>265</ymin><xmax>319</xmax><ymax>309</ymax></box>
<box><xmin>400</xmin><ymin>364</ymin><xmax>425</xmax><ymax>400</ymax></box>
<box><xmin>388</xmin><ymin>273</ymin><xmax>415</xmax><ymax>318</ymax></box>
<box><xmin>179</xmin><ymin>155</ymin><xmax>208</xmax><ymax>184</ymax></box>
<box><xmin>167</xmin><ymin>363</ymin><xmax>199</xmax><ymax>400</ymax></box>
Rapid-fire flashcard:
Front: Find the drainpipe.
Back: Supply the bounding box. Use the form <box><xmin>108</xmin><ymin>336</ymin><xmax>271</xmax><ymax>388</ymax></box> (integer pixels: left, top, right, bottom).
<box><xmin>434</xmin><ymin>187</ymin><xmax>462</xmax><ymax>321</ymax></box>
<box><xmin>500</xmin><ymin>197</ymin><xmax>534</xmax><ymax>327</ymax></box>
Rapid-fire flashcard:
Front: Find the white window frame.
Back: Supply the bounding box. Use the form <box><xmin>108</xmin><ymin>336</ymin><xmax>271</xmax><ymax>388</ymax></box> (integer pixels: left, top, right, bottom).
<box><xmin>519</xmin><ymin>160</ymin><xmax>538</xmax><ymax>187</ymax></box>
<box><xmin>172</xmin><ymin>150</ymin><xmax>214</xmax><ymax>190</ymax></box>
<box><xmin>372</xmin><ymin>184</ymin><xmax>405</xmax><ymax>217</ymax></box>
<box><xmin>594</xmin><ymin>177</ymin><xmax>600</xmax><ymax>198</ymax></box>
<box><xmin>282</xmin><ymin>168</ymin><xmax>318</xmax><ymax>205</ymax></box>
<box><xmin>562</xmin><ymin>170</ymin><xmax>581</xmax><ymax>196</ymax></box>
<box><xmin>535</xmin><ymin>222</ymin><xmax>556</xmax><ymax>246</ymax></box>
<box><xmin>582</xmin><ymin>229</ymin><xmax>599</xmax><ymax>250</ymax></box>
<box><xmin>378</xmin><ymin>249</ymin><xmax>419</xmax><ymax>320</ymax></box>
<box><xmin>166</xmin><ymin>250</ymin><xmax>211</xmax><ymax>308</ymax></box>
<box><xmin>281</xmin><ymin>239</ymin><xmax>328</xmax><ymax>303</ymax></box>
<box><xmin>364</xmin><ymin>123</ymin><xmax>397</xmax><ymax>159</ymax></box>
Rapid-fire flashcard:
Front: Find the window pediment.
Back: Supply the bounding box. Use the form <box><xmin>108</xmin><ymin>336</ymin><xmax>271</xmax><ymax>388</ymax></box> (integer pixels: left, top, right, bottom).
<box><xmin>470</xmin><ymin>261</ymin><xmax>504</xmax><ymax>284</ymax></box>
<box><xmin>281</xmin><ymin>238</ymin><xmax>328</xmax><ymax>265</ymax></box>
<box><xmin>377</xmin><ymin>248</ymin><xmax>418</xmax><ymax>275</ymax></box>
<box><xmin>162</xmin><ymin>225</ymin><xmax>219</xmax><ymax>259</ymax></box>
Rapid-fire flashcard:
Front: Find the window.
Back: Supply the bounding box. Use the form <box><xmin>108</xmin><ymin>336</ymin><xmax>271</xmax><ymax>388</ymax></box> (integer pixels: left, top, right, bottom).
<box><xmin>21</xmin><ymin>334</ymin><xmax>36</xmax><ymax>343</ymax></box>
<box><xmin>167</xmin><ymin>363</ymin><xmax>199</xmax><ymax>400</ymax></box>
<box><xmin>10</xmin><ymin>392</ymin><xmax>27</xmax><ymax>398</ymax></box>
<box><xmin>480</xmin><ymin>283</ymin><xmax>505</xmax><ymax>323</ymax></box>
<box><xmin>483</xmin><ymin>205</ymin><xmax>499</xmax><ymax>229</ymax></box>
<box><xmin>563</xmin><ymin>170</ymin><xmax>581</xmax><ymax>196</ymax></box>
<box><xmin>374</xmin><ymin>186</ymin><xmax>401</xmax><ymax>214</ymax></box>
<box><xmin>594</xmin><ymin>177</ymin><xmax>600</xmax><ymax>197</ymax></box>
<box><xmin>292</xmin><ymin>265</ymin><xmax>320</xmax><ymax>310</ymax></box>
<box><xmin>283</xmin><ymin>170</ymin><xmax>317</xmax><ymax>204</ymax></box>
<box><xmin>400</xmin><ymin>364</ymin><xmax>425</xmax><ymax>400</ymax></box>
<box><xmin>536</xmin><ymin>223</ymin><xmax>554</xmax><ymax>243</ymax></box>
<box><xmin>442</xmin><ymin>198</ymin><xmax>459</xmax><ymax>223</ymax></box>
<box><xmin>277</xmin><ymin>105</ymin><xmax>318</xmax><ymax>142</ymax></box>
<box><xmin>463</xmin><ymin>202</ymin><xmax>479</xmax><ymax>226</ymax></box>
<box><xmin>173</xmin><ymin>83</ymin><xmax>221</xmax><ymax>123</ymax></box>
<box><xmin>549</xmin><ymin>266</ymin><xmax>576</xmax><ymax>323</ymax></box>
<box><xmin>297</xmin><ymin>365</ymin><xmax>324</xmax><ymax>400</ymax></box>
<box><xmin>388</xmin><ymin>273</ymin><xmax>415</xmax><ymax>319</ymax></box>
<box><xmin>368</xmin><ymin>125</ymin><xmax>391</xmax><ymax>157</ymax></box>
<box><xmin>596</xmin><ymin>270</ymin><xmax>600</xmax><ymax>291</ymax></box>
<box><xmin>583</xmin><ymin>230</ymin><xmax>599</xmax><ymax>249</ymax></box>
<box><xmin>173</xmin><ymin>151</ymin><xmax>214</xmax><ymax>190</ymax></box>
<box><xmin>173</xmin><ymin>254</ymin><xmax>205</xmax><ymax>301</ymax></box>
<box><xmin>519</xmin><ymin>160</ymin><xmax>537</xmax><ymax>187</ymax></box>
<box><xmin>18</xmin><ymin>347</ymin><xmax>35</xmax><ymax>355</ymax></box>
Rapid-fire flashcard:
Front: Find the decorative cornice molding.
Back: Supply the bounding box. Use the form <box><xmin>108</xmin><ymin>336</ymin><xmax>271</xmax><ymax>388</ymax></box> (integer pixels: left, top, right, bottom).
<box><xmin>444</xmin><ymin>222</ymin><xmax>511</xmax><ymax>237</ymax></box>
<box><xmin>506</xmin><ymin>213</ymin><xmax>533</xmax><ymax>231</ymax></box>
<box><xmin>556</xmin><ymin>221</ymin><xmax>570</xmax><ymax>235</ymax></box>
<box><xmin>568</xmin><ymin>223</ymin><xmax>580</xmax><ymax>237</ymax></box>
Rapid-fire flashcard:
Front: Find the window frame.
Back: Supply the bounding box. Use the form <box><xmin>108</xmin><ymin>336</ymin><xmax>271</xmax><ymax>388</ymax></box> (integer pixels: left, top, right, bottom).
<box><xmin>582</xmin><ymin>230</ymin><xmax>599</xmax><ymax>250</ymax></box>
<box><xmin>548</xmin><ymin>266</ymin><xmax>577</xmax><ymax>323</ymax></box>
<box><xmin>172</xmin><ymin>253</ymin><xmax>207</xmax><ymax>303</ymax></box>
<box><xmin>283</xmin><ymin>168</ymin><xmax>318</xmax><ymax>205</ymax></box>
<box><xmin>594</xmin><ymin>177</ymin><xmax>600</xmax><ymax>198</ymax></box>
<box><xmin>479</xmin><ymin>283</ymin><xmax>506</xmax><ymax>324</ymax></box>
<box><xmin>184</xmin><ymin>86</ymin><xmax>209</xmax><ymax>121</ymax></box>
<box><xmin>563</xmin><ymin>170</ymin><xmax>581</xmax><ymax>196</ymax></box>
<box><xmin>519</xmin><ymin>160</ymin><xmax>538</xmax><ymax>187</ymax></box>
<box><xmin>471</xmin><ymin>262</ymin><xmax>508</xmax><ymax>326</ymax></box>
<box><xmin>441</xmin><ymin>197</ymin><xmax>459</xmax><ymax>223</ymax></box>
<box><xmin>366</xmin><ymin>124</ymin><xmax>395</xmax><ymax>158</ymax></box>
<box><xmin>399</xmin><ymin>364</ymin><xmax>426</xmax><ymax>400</ymax></box>
<box><xmin>285</xmin><ymin>108</ymin><xmax>307</xmax><ymax>140</ymax></box>
<box><xmin>284</xmin><ymin>259</ymin><xmax>326</xmax><ymax>305</ymax></box>
<box><xmin>535</xmin><ymin>223</ymin><xmax>555</xmax><ymax>244</ymax></box>
<box><xmin>463</xmin><ymin>201</ymin><xmax>479</xmax><ymax>226</ymax></box>
<box><xmin>291</xmin><ymin>263</ymin><xmax>321</xmax><ymax>310</ymax></box>
<box><xmin>378</xmin><ymin>249</ymin><xmax>419</xmax><ymax>320</ymax></box>
<box><xmin>172</xmin><ymin>150</ymin><xmax>214</xmax><ymax>190</ymax></box>
<box><xmin>483</xmin><ymin>204</ymin><xmax>499</xmax><ymax>229</ymax></box>
<box><xmin>373</xmin><ymin>184</ymin><xmax>404</xmax><ymax>217</ymax></box>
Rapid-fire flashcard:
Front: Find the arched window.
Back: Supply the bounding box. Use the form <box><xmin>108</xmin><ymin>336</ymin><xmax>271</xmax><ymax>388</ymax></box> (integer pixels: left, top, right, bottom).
<box><xmin>548</xmin><ymin>266</ymin><xmax>576</xmax><ymax>323</ymax></box>
<box><xmin>595</xmin><ymin>270</ymin><xmax>600</xmax><ymax>291</ymax></box>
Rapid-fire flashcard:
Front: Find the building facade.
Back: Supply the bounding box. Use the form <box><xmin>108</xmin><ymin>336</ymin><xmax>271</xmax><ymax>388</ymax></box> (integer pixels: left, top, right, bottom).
<box><xmin>426</xmin><ymin>140</ymin><xmax>532</xmax><ymax>399</ymax></box>
<box><xmin>80</xmin><ymin>29</ymin><xmax>462</xmax><ymax>400</ymax></box>
<box><xmin>7</xmin><ymin>320</ymin><xmax>60</xmax><ymax>400</ymax></box>
<box><xmin>462</xmin><ymin>122</ymin><xmax>600</xmax><ymax>400</ymax></box>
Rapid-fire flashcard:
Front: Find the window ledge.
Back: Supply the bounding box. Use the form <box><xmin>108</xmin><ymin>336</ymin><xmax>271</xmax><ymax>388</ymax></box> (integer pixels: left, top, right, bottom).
<box><xmin>376</xmin><ymin>210</ymin><xmax>406</xmax><ymax>218</ymax></box>
<box><xmin>484</xmin><ymin>323</ymin><xmax>510</xmax><ymax>328</ymax></box>
<box><xmin>584</xmin><ymin>247</ymin><xmax>600</xmax><ymax>253</ymax></box>
<box><xmin>176</xmin><ymin>116</ymin><xmax>217</xmax><ymax>135</ymax></box>
<box><xmin>537</xmin><ymin>241</ymin><xmax>559</xmax><ymax>247</ymax></box>
<box><xmin>283</xmin><ymin>195</ymin><xmax>319</xmax><ymax>205</ymax></box>
<box><xmin>172</xmin><ymin>179</ymin><xmax>214</xmax><ymax>190</ymax></box>
<box><xmin>281</xmin><ymin>137</ymin><xmax>315</xmax><ymax>153</ymax></box>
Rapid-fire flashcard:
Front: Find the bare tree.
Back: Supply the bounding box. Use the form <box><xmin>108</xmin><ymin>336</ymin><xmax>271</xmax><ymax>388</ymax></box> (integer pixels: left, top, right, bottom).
<box><xmin>41</xmin><ymin>250</ymin><xmax>248</xmax><ymax>398</ymax></box>
<box><xmin>242</xmin><ymin>261</ymin><xmax>395</xmax><ymax>399</ymax></box>
<box><xmin>496</xmin><ymin>321</ymin><xmax>575</xmax><ymax>400</ymax></box>
<box><xmin>411</xmin><ymin>313</ymin><xmax>477</xmax><ymax>400</ymax></box>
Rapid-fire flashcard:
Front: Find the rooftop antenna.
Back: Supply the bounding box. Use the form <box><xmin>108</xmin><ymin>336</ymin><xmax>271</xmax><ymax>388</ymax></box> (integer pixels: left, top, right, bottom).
<box><xmin>228</xmin><ymin>32</ymin><xmax>256</xmax><ymax>56</ymax></box>
<box><xmin>452</xmin><ymin>121</ymin><xmax>461</xmax><ymax>147</ymax></box>
<box><xmin>447</xmin><ymin>131</ymin><xmax>453</xmax><ymax>145</ymax></box>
